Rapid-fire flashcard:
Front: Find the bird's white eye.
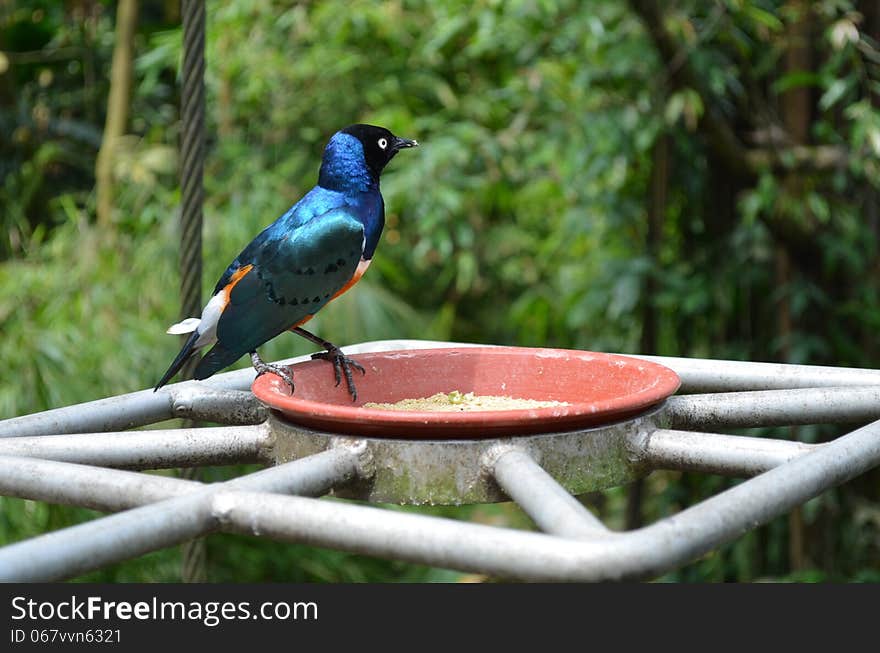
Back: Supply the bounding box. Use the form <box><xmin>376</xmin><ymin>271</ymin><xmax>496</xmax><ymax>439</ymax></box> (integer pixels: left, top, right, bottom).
<box><xmin>377</xmin><ymin>138</ymin><xmax>388</xmax><ymax>150</ymax></box>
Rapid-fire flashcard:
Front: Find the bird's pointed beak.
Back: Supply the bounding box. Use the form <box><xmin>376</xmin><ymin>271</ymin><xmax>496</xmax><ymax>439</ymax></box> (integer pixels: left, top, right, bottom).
<box><xmin>393</xmin><ymin>136</ymin><xmax>419</xmax><ymax>150</ymax></box>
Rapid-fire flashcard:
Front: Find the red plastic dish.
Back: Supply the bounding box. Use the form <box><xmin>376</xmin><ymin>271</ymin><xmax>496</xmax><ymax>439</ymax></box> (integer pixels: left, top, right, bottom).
<box><xmin>251</xmin><ymin>346</ymin><xmax>680</xmax><ymax>438</ymax></box>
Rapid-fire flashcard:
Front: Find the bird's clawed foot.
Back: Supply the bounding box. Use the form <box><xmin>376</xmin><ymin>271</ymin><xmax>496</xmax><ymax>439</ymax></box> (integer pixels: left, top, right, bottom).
<box><xmin>290</xmin><ymin>327</ymin><xmax>365</xmax><ymax>401</ymax></box>
<box><xmin>311</xmin><ymin>347</ymin><xmax>366</xmax><ymax>401</ymax></box>
<box><xmin>250</xmin><ymin>351</ymin><xmax>295</xmax><ymax>392</ymax></box>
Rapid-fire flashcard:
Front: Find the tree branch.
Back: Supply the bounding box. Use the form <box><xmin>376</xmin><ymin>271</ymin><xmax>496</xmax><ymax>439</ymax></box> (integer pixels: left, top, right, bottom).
<box><xmin>628</xmin><ymin>0</ymin><xmax>753</xmax><ymax>177</ymax></box>
<box><xmin>746</xmin><ymin>144</ymin><xmax>849</xmax><ymax>172</ymax></box>
<box><xmin>95</xmin><ymin>0</ymin><xmax>139</xmax><ymax>227</ymax></box>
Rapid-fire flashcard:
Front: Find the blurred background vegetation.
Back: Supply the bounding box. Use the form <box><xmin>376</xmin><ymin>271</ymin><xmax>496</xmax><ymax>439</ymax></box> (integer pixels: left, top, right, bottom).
<box><xmin>1</xmin><ymin>0</ymin><xmax>879</xmax><ymax>582</ymax></box>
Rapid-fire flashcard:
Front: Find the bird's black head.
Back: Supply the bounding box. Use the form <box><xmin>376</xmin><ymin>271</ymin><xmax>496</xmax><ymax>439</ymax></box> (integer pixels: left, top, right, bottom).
<box><xmin>319</xmin><ymin>124</ymin><xmax>418</xmax><ymax>192</ymax></box>
<box><xmin>340</xmin><ymin>124</ymin><xmax>418</xmax><ymax>180</ymax></box>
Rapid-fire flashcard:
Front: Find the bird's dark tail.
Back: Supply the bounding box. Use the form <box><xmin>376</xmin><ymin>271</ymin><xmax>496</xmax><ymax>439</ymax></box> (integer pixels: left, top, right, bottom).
<box><xmin>193</xmin><ymin>343</ymin><xmax>241</xmax><ymax>381</ymax></box>
<box><xmin>154</xmin><ymin>330</ymin><xmax>201</xmax><ymax>391</ymax></box>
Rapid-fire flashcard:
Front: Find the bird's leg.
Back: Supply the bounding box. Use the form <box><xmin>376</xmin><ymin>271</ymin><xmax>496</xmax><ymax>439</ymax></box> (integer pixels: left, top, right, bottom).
<box><xmin>250</xmin><ymin>350</ymin><xmax>295</xmax><ymax>391</ymax></box>
<box><xmin>292</xmin><ymin>327</ymin><xmax>365</xmax><ymax>401</ymax></box>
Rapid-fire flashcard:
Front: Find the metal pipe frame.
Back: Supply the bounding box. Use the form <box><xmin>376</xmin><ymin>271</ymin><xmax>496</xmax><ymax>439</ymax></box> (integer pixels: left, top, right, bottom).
<box><xmin>0</xmin><ymin>415</ymin><xmax>876</xmax><ymax>581</ymax></box>
<box><xmin>0</xmin><ymin>424</ymin><xmax>271</xmax><ymax>469</ymax></box>
<box><xmin>2</xmin><ymin>339</ymin><xmax>880</xmax><ymax>581</ymax></box>
<box><xmin>217</xmin><ymin>415</ymin><xmax>880</xmax><ymax>581</ymax></box>
<box><xmin>0</xmin><ymin>379</ymin><xmax>271</xmax><ymax>439</ymax></box>
<box><xmin>0</xmin><ymin>445</ymin><xmax>365</xmax><ymax>582</ymax></box>
<box><xmin>667</xmin><ymin>386</ymin><xmax>880</xmax><ymax>429</ymax></box>
<box><xmin>637</xmin><ymin>354</ymin><xmax>880</xmax><ymax>392</ymax></box>
<box><xmin>0</xmin><ymin>456</ymin><xmax>203</xmax><ymax>512</ymax></box>
<box><xmin>637</xmin><ymin>429</ymin><xmax>818</xmax><ymax>477</ymax></box>
<box><xmin>7</xmin><ymin>338</ymin><xmax>880</xmax><ymax>438</ymax></box>
<box><xmin>0</xmin><ymin>341</ymin><xmax>467</xmax><ymax>437</ymax></box>
<box><xmin>490</xmin><ymin>448</ymin><xmax>610</xmax><ymax>537</ymax></box>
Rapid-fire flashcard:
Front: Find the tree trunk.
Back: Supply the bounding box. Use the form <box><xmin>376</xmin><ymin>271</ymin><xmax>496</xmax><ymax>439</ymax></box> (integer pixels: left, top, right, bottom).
<box><xmin>626</xmin><ymin>133</ymin><xmax>670</xmax><ymax>531</ymax></box>
<box><xmin>95</xmin><ymin>0</ymin><xmax>139</xmax><ymax>227</ymax></box>
<box><xmin>779</xmin><ymin>0</ymin><xmax>813</xmax><ymax>573</ymax></box>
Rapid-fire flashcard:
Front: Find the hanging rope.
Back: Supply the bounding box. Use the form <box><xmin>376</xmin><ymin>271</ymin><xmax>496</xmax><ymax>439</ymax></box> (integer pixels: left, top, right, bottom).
<box><xmin>179</xmin><ymin>0</ymin><xmax>207</xmax><ymax>584</ymax></box>
<box><xmin>179</xmin><ymin>0</ymin><xmax>205</xmax><ymax>339</ymax></box>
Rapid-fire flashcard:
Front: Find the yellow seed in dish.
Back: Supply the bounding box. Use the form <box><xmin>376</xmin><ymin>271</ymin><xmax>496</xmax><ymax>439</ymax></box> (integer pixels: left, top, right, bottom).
<box><xmin>363</xmin><ymin>391</ymin><xmax>569</xmax><ymax>412</ymax></box>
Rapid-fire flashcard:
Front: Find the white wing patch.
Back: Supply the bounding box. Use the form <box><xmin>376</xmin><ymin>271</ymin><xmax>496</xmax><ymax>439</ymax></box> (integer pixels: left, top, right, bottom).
<box><xmin>166</xmin><ymin>317</ymin><xmax>201</xmax><ymax>335</ymax></box>
<box><xmin>164</xmin><ymin>290</ymin><xmax>225</xmax><ymax>349</ymax></box>
<box><xmin>194</xmin><ymin>291</ymin><xmax>226</xmax><ymax>347</ymax></box>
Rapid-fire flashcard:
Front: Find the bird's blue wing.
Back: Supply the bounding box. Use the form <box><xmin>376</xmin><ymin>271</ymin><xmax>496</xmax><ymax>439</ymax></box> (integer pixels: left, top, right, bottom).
<box><xmin>212</xmin><ymin>186</ymin><xmax>345</xmax><ymax>295</ymax></box>
<box><xmin>194</xmin><ymin>207</ymin><xmax>364</xmax><ymax>378</ymax></box>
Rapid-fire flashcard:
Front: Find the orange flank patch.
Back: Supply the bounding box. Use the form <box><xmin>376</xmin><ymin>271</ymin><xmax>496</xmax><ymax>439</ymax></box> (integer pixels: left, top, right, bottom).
<box><xmin>331</xmin><ymin>258</ymin><xmax>371</xmax><ymax>301</ymax></box>
<box><xmin>288</xmin><ymin>258</ymin><xmax>371</xmax><ymax>332</ymax></box>
<box><xmin>291</xmin><ymin>314</ymin><xmax>314</xmax><ymax>328</ymax></box>
<box><xmin>220</xmin><ymin>264</ymin><xmax>254</xmax><ymax>310</ymax></box>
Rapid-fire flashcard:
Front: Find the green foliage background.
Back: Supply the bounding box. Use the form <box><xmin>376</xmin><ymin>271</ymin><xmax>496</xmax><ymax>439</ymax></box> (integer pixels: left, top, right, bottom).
<box><xmin>1</xmin><ymin>0</ymin><xmax>879</xmax><ymax>581</ymax></box>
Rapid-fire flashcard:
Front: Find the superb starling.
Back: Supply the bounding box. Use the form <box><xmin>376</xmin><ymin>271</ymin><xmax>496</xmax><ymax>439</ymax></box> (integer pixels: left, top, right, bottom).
<box><xmin>155</xmin><ymin>124</ymin><xmax>418</xmax><ymax>400</ymax></box>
